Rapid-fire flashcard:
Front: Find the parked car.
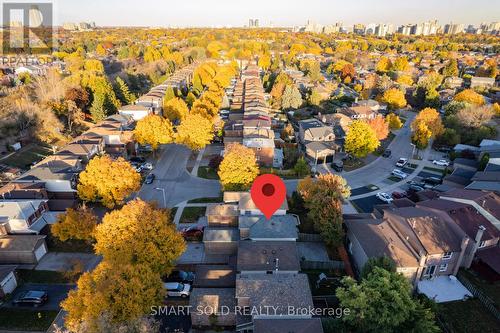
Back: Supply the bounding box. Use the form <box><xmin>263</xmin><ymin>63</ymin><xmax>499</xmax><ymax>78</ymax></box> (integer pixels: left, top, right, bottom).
<box><xmin>376</xmin><ymin>192</ymin><xmax>393</xmax><ymax>203</ymax></box>
<box><xmin>331</xmin><ymin>161</ymin><xmax>343</xmax><ymax>172</ymax></box>
<box><xmin>141</xmin><ymin>162</ymin><xmax>153</xmax><ymax>171</ymax></box>
<box><xmin>382</xmin><ymin>149</ymin><xmax>392</xmax><ymax>158</ymax></box>
<box><xmin>181</xmin><ymin>225</ymin><xmax>205</xmax><ymax>239</ymax></box>
<box><xmin>164</xmin><ymin>270</ymin><xmax>195</xmax><ymax>284</ymax></box>
<box><xmin>13</xmin><ymin>291</ymin><xmax>48</xmax><ymax>307</ymax></box>
<box><xmin>392</xmin><ymin>169</ymin><xmax>408</xmax><ymax>179</ymax></box>
<box><xmin>392</xmin><ymin>191</ymin><xmax>408</xmax><ymax>199</ymax></box>
<box><xmin>164</xmin><ymin>282</ymin><xmax>191</xmax><ymax>298</ymax></box>
<box><xmin>423</xmin><ymin>177</ymin><xmax>442</xmax><ymax>186</ymax></box>
<box><xmin>408</xmin><ymin>184</ymin><xmax>425</xmax><ymax>192</ymax></box>
<box><xmin>396</xmin><ymin>158</ymin><xmax>408</xmax><ymax>167</ymax></box>
<box><xmin>144</xmin><ymin>173</ymin><xmax>155</xmax><ymax>184</ymax></box>
<box><xmin>432</xmin><ymin>159</ymin><xmax>450</xmax><ymax>167</ymax></box>
<box><xmin>130</xmin><ymin>156</ymin><xmax>146</xmax><ymax>163</ymax></box>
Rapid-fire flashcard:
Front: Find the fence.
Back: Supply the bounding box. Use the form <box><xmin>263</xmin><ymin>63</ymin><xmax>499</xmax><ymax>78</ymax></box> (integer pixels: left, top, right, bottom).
<box><xmin>457</xmin><ymin>272</ymin><xmax>500</xmax><ymax>321</ymax></box>
<box><xmin>298</xmin><ymin>233</ymin><xmax>323</xmax><ymax>242</ymax></box>
<box><xmin>301</xmin><ymin>260</ymin><xmax>344</xmax><ymax>270</ymax></box>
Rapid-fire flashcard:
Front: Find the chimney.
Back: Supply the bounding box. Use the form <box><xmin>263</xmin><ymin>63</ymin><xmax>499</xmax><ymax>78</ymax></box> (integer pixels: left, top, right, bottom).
<box><xmin>464</xmin><ymin>225</ymin><xmax>486</xmax><ymax>269</ymax></box>
<box><xmin>453</xmin><ymin>236</ymin><xmax>470</xmax><ymax>275</ymax></box>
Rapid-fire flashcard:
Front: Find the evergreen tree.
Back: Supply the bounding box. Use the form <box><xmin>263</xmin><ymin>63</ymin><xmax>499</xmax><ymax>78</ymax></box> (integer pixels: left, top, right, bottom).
<box><xmin>90</xmin><ymin>94</ymin><xmax>107</xmax><ymax>122</ymax></box>
<box><xmin>114</xmin><ymin>77</ymin><xmax>136</xmax><ymax>105</ymax></box>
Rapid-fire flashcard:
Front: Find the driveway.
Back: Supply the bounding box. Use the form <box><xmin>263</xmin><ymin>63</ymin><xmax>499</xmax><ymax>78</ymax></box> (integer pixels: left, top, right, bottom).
<box><xmin>177</xmin><ymin>243</ymin><xmax>205</xmax><ymax>264</ymax></box>
<box><xmin>4</xmin><ymin>284</ymin><xmax>74</xmax><ymax>311</ymax></box>
<box><xmin>136</xmin><ymin>144</ymin><xmax>221</xmax><ymax>208</ymax></box>
<box><xmin>35</xmin><ymin>253</ymin><xmax>101</xmax><ymax>272</ymax></box>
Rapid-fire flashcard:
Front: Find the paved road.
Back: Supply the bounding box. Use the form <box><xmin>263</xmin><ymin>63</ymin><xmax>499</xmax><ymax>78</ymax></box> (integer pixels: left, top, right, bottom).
<box><xmin>136</xmin><ymin>144</ymin><xmax>221</xmax><ymax>208</ymax></box>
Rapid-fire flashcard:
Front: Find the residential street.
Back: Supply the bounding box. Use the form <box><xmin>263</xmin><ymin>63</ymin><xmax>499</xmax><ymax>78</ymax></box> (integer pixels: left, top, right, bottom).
<box><xmin>136</xmin><ymin>144</ymin><xmax>221</xmax><ymax>208</ymax></box>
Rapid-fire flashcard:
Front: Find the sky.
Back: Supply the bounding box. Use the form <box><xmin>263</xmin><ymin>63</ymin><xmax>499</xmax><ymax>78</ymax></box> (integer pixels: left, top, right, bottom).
<box><xmin>10</xmin><ymin>0</ymin><xmax>500</xmax><ymax>27</ymax></box>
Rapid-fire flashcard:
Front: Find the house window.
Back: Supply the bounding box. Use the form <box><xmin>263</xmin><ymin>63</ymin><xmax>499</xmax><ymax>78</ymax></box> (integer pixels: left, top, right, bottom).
<box><xmin>439</xmin><ymin>264</ymin><xmax>448</xmax><ymax>272</ymax></box>
<box><xmin>442</xmin><ymin>252</ymin><xmax>453</xmax><ymax>260</ymax></box>
<box><xmin>478</xmin><ymin>241</ymin><xmax>486</xmax><ymax>248</ymax></box>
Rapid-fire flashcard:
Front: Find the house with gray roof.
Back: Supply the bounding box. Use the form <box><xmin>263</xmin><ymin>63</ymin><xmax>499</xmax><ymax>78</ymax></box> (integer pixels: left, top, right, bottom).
<box><xmin>0</xmin><ymin>235</ymin><xmax>47</xmax><ymax>264</ymax></box>
<box><xmin>253</xmin><ymin>318</ymin><xmax>324</xmax><ymax>333</ymax></box>
<box><xmin>0</xmin><ymin>200</ymin><xmax>59</xmax><ymax>234</ymax></box>
<box><xmin>238</xmin><ymin>215</ymin><xmax>299</xmax><ymax>241</ymax></box>
<box><xmin>237</xmin><ymin>241</ymin><xmax>300</xmax><ymax>274</ymax></box>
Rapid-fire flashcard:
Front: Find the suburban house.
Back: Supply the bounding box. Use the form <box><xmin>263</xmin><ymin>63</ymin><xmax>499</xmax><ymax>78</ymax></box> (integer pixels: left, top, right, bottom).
<box><xmin>0</xmin><ymin>200</ymin><xmax>58</xmax><ymax>234</ymax></box>
<box><xmin>298</xmin><ymin>118</ymin><xmax>338</xmax><ymax>162</ymax></box>
<box><xmin>237</xmin><ymin>241</ymin><xmax>300</xmax><ymax>274</ymax></box>
<box><xmin>353</xmin><ymin>99</ymin><xmax>386</xmax><ymax>112</ymax></box>
<box><xmin>470</xmin><ymin>76</ymin><xmax>495</xmax><ymax>88</ymax></box>
<box><xmin>345</xmin><ymin>206</ymin><xmax>470</xmax><ymax>285</ymax></box>
<box><xmin>339</xmin><ymin>105</ymin><xmax>378</xmax><ymax>120</ymax></box>
<box><xmin>189</xmin><ymin>288</ymin><xmax>237</xmax><ymax>328</ymax></box>
<box><xmin>118</xmin><ymin>104</ymin><xmax>153</xmax><ymax>121</ymax></box>
<box><xmin>237</xmin><ymin>192</ymin><xmax>288</xmax><ymax>216</ymax></box>
<box><xmin>0</xmin><ymin>235</ymin><xmax>48</xmax><ymax>264</ymax></box>
<box><xmin>55</xmin><ymin>136</ymin><xmax>104</xmax><ymax>163</ymax></box>
<box><xmin>238</xmin><ymin>215</ymin><xmax>299</xmax><ymax>241</ymax></box>
<box><xmin>252</xmin><ymin>319</ymin><xmax>324</xmax><ymax>333</ymax></box>
<box><xmin>444</xmin><ymin>76</ymin><xmax>464</xmax><ymax>89</ymax></box>
<box><xmin>203</xmin><ymin>228</ymin><xmax>240</xmax><ymax>255</ymax></box>
<box><xmin>206</xmin><ymin>204</ymin><xmax>239</xmax><ymax>227</ymax></box>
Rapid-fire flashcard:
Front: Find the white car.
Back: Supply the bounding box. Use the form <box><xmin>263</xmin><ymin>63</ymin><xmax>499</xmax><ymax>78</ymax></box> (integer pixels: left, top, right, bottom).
<box><xmin>376</xmin><ymin>192</ymin><xmax>394</xmax><ymax>203</ymax></box>
<box><xmin>396</xmin><ymin>158</ymin><xmax>408</xmax><ymax>168</ymax></box>
<box><xmin>432</xmin><ymin>159</ymin><xmax>450</xmax><ymax>167</ymax></box>
<box><xmin>141</xmin><ymin>162</ymin><xmax>153</xmax><ymax>171</ymax></box>
<box><xmin>164</xmin><ymin>282</ymin><xmax>191</xmax><ymax>298</ymax></box>
<box><xmin>392</xmin><ymin>169</ymin><xmax>409</xmax><ymax>179</ymax></box>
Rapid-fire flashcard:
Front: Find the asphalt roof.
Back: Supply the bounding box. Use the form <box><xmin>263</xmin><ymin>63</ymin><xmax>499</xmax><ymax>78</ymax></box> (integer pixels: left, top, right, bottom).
<box><xmin>238</xmin><ymin>215</ymin><xmax>298</xmax><ymax>240</ymax></box>
<box><xmin>237</xmin><ymin>241</ymin><xmax>300</xmax><ymax>272</ymax></box>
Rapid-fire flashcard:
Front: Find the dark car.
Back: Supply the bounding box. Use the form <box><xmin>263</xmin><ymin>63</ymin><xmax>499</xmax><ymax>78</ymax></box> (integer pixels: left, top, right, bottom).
<box><xmin>408</xmin><ymin>184</ymin><xmax>425</xmax><ymax>192</ymax></box>
<box><xmin>181</xmin><ymin>225</ymin><xmax>205</xmax><ymax>239</ymax></box>
<box><xmin>382</xmin><ymin>149</ymin><xmax>392</xmax><ymax>158</ymax></box>
<box><xmin>392</xmin><ymin>191</ymin><xmax>408</xmax><ymax>199</ymax></box>
<box><xmin>144</xmin><ymin>173</ymin><xmax>155</xmax><ymax>184</ymax></box>
<box><xmin>331</xmin><ymin>161</ymin><xmax>343</xmax><ymax>172</ymax></box>
<box><xmin>164</xmin><ymin>270</ymin><xmax>195</xmax><ymax>284</ymax></box>
<box><xmin>423</xmin><ymin>177</ymin><xmax>442</xmax><ymax>186</ymax></box>
<box><xmin>130</xmin><ymin>156</ymin><xmax>146</xmax><ymax>163</ymax></box>
<box><xmin>13</xmin><ymin>291</ymin><xmax>48</xmax><ymax>307</ymax></box>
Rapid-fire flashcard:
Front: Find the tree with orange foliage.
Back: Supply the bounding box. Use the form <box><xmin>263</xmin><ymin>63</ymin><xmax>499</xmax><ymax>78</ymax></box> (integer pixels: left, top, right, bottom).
<box><xmin>453</xmin><ymin>89</ymin><xmax>485</xmax><ymax>106</ymax></box>
<box><xmin>411</xmin><ymin>108</ymin><xmax>444</xmax><ymax>138</ymax></box>
<box><xmin>368</xmin><ymin>116</ymin><xmax>390</xmax><ymax>140</ymax></box>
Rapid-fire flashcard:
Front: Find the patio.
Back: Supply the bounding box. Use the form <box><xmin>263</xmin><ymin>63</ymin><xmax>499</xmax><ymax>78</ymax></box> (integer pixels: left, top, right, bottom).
<box><xmin>417</xmin><ymin>275</ymin><xmax>473</xmax><ymax>303</ymax></box>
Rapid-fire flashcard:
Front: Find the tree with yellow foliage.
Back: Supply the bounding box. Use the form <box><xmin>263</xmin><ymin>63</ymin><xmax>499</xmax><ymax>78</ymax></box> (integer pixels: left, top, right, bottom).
<box><xmin>411</xmin><ymin>108</ymin><xmax>444</xmax><ymax>138</ymax></box>
<box><xmin>386</xmin><ymin>113</ymin><xmax>403</xmax><ymax>130</ymax></box>
<box><xmin>345</xmin><ymin>121</ymin><xmax>380</xmax><ymax>158</ymax></box>
<box><xmin>77</xmin><ymin>155</ymin><xmax>141</xmax><ymax>208</ymax></box>
<box><xmin>258</xmin><ymin>54</ymin><xmax>271</xmax><ymax>71</ymax></box>
<box><xmin>396</xmin><ymin>75</ymin><xmax>413</xmax><ymax>86</ymax></box>
<box><xmin>382</xmin><ymin>88</ymin><xmax>407</xmax><ymax>110</ymax></box>
<box><xmin>95</xmin><ymin>44</ymin><xmax>106</xmax><ymax>57</ymax></box>
<box><xmin>176</xmin><ymin>113</ymin><xmax>214</xmax><ymax>150</ymax></box>
<box><xmin>134</xmin><ymin>114</ymin><xmax>174</xmax><ymax>152</ymax></box>
<box><xmin>218</xmin><ymin>143</ymin><xmax>259</xmax><ymax>191</ymax></box>
<box><xmin>52</xmin><ymin>207</ymin><xmax>97</xmax><ymax>242</ymax></box>
<box><xmin>376</xmin><ymin>57</ymin><xmax>392</xmax><ymax>73</ymax></box>
<box><xmin>453</xmin><ymin>89</ymin><xmax>485</xmax><ymax>106</ymax></box>
<box><xmin>94</xmin><ymin>199</ymin><xmax>185</xmax><ymax>276</ymax></box>
<box><xmin>368</xmin><ymin>116</ymin><xmax>390</xmax><ymax>140</ymax></box>
<box><xmin>163</xmin><ymin>97</ymin><xmax>189</xmax><ymax>122</ymax></box>
<box><xmin>62</xmin><ymin>261</ymin><xmax>164</xmax><ymax>333</ymax></box>
<box><xmin>412</xmin><ymin>122</ymin><xmax>432</xmax><ymax>149</ymax></box>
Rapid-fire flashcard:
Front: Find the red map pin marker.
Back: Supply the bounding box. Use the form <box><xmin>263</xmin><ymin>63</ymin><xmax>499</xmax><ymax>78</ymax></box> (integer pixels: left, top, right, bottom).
<box><xmin>250</xmin><ymin>174</ymin><xmax>286</xmax><ymax>219</ymax></box>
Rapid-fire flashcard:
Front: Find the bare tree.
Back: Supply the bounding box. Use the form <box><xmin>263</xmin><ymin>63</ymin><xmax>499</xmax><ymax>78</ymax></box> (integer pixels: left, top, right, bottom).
<box><xmin>456</xmin><ymin>106</ymin><xmax>494</xmax><ymax>128</ymax></box>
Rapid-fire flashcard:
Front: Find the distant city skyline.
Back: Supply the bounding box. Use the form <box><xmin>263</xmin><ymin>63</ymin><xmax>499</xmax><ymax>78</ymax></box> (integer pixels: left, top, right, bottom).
<box><xmin>43</xmin><ymin>0</ymin><xmax>499</xmax><ymax>27</ymax></box>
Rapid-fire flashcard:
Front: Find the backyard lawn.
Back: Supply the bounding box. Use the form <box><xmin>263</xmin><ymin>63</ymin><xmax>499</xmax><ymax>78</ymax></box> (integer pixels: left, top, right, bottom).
<box><xmin>197</xmin><ymin>166</ymin><xmax>219</xmax><ymax>179</ymax></box>
<box><xmin>17</xmin><ymin>269</ymin><xmax>79</xmax><ymax>284</ymax></box>
<box><xmin>0</xmin><ymin>309</ymin><xmax>58</xmax><ymax>331</ymax></box>
<box><xmin>438</xmin><ymin>299</ymin><xmax>499</xmax><ymax>333</ymax></box>
<box><xmin>180</xmin><ymin>207</ymin><xmax>206</xmax><ymax>224</ymax></box>
<box><xmin>1</xmin><ymin>144</ymin><xmax>53</xmax><ymax>169</ymax></box>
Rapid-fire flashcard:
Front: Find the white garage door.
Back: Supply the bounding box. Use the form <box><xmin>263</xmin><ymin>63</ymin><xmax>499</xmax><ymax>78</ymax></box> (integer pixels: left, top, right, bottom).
<box><xmin>1</xmin><ymin>272</ymin><xmax>17</xmax><ymax>295</ymax></box>
<box><xmin>34</xmin><ymin>244</ymin><xmax>47</xmax><ymax>262</ymax></box>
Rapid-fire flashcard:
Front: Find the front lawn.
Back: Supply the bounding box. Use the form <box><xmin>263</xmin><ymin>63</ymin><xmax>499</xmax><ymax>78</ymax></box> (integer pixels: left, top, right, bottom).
<box><xmin>17</xmin><ymin>269</ymin><xmax>79</xmax><ymax>284</ymax></box>
<box><xmin>438</xmin><ymin>299</ymin><xmax>499</xmax><ymax>333</ymax></box>
<box><xmin>180</xmin><ymin>207</ymin><xmax>206</xmax><ymax>224</ymax></box>
<box><xmin>44</xmin><ymin>227</ymin><xmax>94</xmax><ymax>253</ymax></box>
<box><xmin>188</xmin><ymin>194</ymin><xmax>223</xmax><ymax>204</ymax></box>
<box><xmin>197</xmin><ymin>167</ymin><xmax>219</xmax><ymax>180</ymax></box>
<box><xmin>0</xmin><ymin>308</ymin><xmax>58</xmax><ymax>331</ymax></box>
<box><xmin>260</xmin><ymin>168</ymin><xmax>301</xmax><ymax>179</ymax></box>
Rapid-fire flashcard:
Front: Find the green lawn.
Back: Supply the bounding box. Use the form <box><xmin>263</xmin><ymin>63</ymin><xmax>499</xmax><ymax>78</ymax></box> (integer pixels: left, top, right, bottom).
<box><xmin>197</xmin><ymin>166</ymin><xmax>219</xmax><ymax>179</ymax></box>
<box><xmin>180</xmin><ymin>207</ymin><xmax>206</xmax><ymax>224</ymax></box>
<box><xmin>260</xmin><ymin>167</ymin><xmax>302</xmax><ymax>179</ymax></box>
<box><xmin>1</xmin><ymin>144</ymin><xmax>52</xmax><ymax>170</ymax></box>
<box><xmin>188</xmin><ymin>194</ymin><xmax>223</xmax><ymax>204</ymax></box>
<box><xmin>45</xmin><ymin>228</ymin><xmax>94</xmax><ymax>253</ymax></box>
<box><xmin>459</xmin><ymin>269</ymin><xmax>500</xmax><ymax>304</ymax></box>
<box><xmin>438</xmin><ymin>299</ymin><xmax>499</xmax><ymax>333</ymax></box>
<box><xmin>423</xmin><ymin>166</ymin><xmax>446</xmax><ymax>173</ymax></box>
<box><xmin>17</xmin><ymin>269</ymin><xmax>79</xmax><ymax>284</ymax></box>
<box><xmin>388</xmin><ymin>176</ymin><xmax>401</xmax><ymax>182</ymax></box>
<box><xmin>0</xmin><ymin>309</ymin><xmax>58</xmax><ymax>331</ymax></box>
